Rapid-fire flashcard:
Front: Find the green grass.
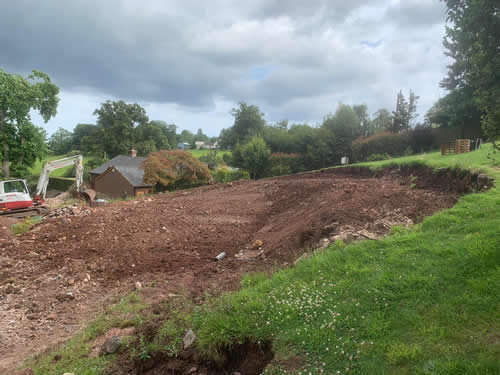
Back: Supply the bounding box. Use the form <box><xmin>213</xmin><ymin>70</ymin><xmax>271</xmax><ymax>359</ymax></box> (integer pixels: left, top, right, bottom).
<box><xmin>185</xmin><ymin>144</ymin><xmax>500</xmax><ymax>374</ymax></box>
<box><xmin>356</xmin><ymin>143</ymin><xmax>500</xmax><ymax>173</ymax></box>
<box><xmin>26</xmin><ymin>292</ymin><xmax>147</xmax><ymax>375</ymax></box>
<box><xmin>11</xmin><ymin>216</ymin><xmax>42</xmax><ymax>235</ymax></box>
<box><xmin>187</xmin><ymin>149</ymin><xmax>231</xmax><ymax>159</ymax></box>
<box><xmin>26</xmin><ymin>145</ymin><xmax>500</xmax><ymax>374</ymax></box>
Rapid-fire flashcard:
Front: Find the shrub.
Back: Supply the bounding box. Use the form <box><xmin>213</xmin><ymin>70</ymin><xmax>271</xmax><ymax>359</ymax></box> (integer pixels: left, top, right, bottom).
<box><xmin>352</xmin><ymin>132</ymin><xmax>409</xmax><ymax>162</ymax></box>
<box><xmin>267</xmin><ymin>153</ymin><xmax>304</xmax><ymax>177</ymax></box>
<box><xmin>409</xmin><ymin>125</ymin><xmax>435</xmax><ymax>153</ymax></box>
<box><xmin>212</xmin><ymin>167</ymin><xmax>250</xmax><ymax>183</ymax></box>
<box><xmin>199</xmin><ymin>150</ymin><xmax>224</xmax><ymax>169</ymax></box>
<box><xmin>143</xmin><ymin>150</ymin><xmax>212</xmax><ymax>190</ymax></box>
<box><xmin>232</xmin><ymin>137</ymin><xmax>271</xmax><ymax>179</ymax></box>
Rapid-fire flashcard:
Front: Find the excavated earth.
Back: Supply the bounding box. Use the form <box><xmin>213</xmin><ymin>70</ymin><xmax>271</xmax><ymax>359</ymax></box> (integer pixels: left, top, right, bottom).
<box><xmin>0</xmin><ymin>168</ymin><xmax>474</xmax><ymax>372</ymax></box>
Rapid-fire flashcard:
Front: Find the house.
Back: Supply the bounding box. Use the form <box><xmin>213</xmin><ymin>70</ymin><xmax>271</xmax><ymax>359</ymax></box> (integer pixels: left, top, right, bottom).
<box><xmin>194</xmin><ymin>141</ymin><xmax>205</xmax><ymax>149</ymax></box>
<box><xmin>177</xmin><ymin>142</ymin><xmax>191</xmax><ymax>150</ymax></box>
<box><xmin>202</xmin><ymin>141</ymin><xmax>218</xmax><ymax>149</ymax></box>
<box><xmin>89</xmin><ymin>149</ymin><xmax>153</xmax><ymax>198</ymax></box>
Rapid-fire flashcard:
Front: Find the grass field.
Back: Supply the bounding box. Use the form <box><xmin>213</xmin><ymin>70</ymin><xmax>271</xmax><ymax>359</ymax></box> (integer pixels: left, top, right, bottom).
<box><xmin>187</xmin><ymin>149</ymin><xmax>231</xmax><ymax>159</ymax></box>
<box><xmin>26</xmin><ymin>145</ymin><xmax>500</xmax><ymax>374</ymax></box>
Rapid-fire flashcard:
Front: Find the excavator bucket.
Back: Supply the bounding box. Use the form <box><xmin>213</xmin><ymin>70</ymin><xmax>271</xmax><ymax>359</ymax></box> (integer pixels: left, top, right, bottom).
<box><xmin>80</xmin><ymin>189</ymin><xmax>96</xmax><ymax>205</ymax></box>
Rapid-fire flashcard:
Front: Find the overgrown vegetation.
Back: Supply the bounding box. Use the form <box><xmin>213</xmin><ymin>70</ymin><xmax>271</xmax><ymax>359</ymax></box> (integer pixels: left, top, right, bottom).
<box><xmin>211</xmin><ymin>167</ymin><xmax>250</xmax><ymax>183</ymax></box>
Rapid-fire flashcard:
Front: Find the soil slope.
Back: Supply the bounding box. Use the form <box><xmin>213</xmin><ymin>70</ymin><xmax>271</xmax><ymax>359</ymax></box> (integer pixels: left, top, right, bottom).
<box><xmin>0</xmin><ymin>171</ymin><xmax>458</xmax><ymax>371</ymax></box>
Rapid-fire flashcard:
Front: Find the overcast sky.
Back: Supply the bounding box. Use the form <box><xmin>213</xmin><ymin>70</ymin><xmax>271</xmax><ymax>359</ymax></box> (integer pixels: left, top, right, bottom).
<box><xmin>0</xmin><ymin>0</ymin><xmax>449</xmax><ymax>136</ymax></box>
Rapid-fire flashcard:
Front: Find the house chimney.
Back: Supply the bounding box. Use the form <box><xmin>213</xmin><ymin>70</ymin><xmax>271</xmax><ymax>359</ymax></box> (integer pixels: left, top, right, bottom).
<box><xmin>130</xmin><ymin>148</ymin><xmax>137</xmax><ymax>158</ymax></box>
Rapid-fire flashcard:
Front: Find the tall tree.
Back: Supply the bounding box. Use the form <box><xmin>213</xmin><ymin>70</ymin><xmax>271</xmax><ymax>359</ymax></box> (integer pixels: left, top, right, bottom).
<box><xmin>392</xmin><ymin>90</ymin><xmax>408</xmax><ymax>133</ymax></box>
<box><xmin>134</xmin><ymin>121</ymin><xmax>171</xmax><ymax>155</ymax></box>
<box><xmin>323</xmin><ymin>104</ymin><xmax>361</xmax><ymax>143</ymax></box>
<box><xmin>407</xmin><ymin>90</ymin><xmax>420</xmax><ymax>129</ymax></box>
<box><xmin>441</xmin><ymin>0</ymin><xmax>500</xmax><ymax>148</ymax></box>
<box><xmin>353</xmin><ymin>104</ymin><xmax>373</xmax><ymax>137</ymax></box>
<box><xmin>9</xmin><ymin>122</ymin><xmax>48</xmax><ymax>177</ymax></box>
<box><xmin>372</xmin><ymin>108</ymin><xmax>393</xmax><ymax>133</ymax></box>
<box><xmin>72</xmin><ymin>123</ymin><xmax>99</xmax><ymax>154</ymax></box>
<box><xmin>220</xmin><ymin>102</ymin><xmax>266</xmax><ymax>149</ymax></box>
<box><xmin>48</xmin><ymin>127</ymin><xmax>73</xmax><ymax>155</ymax></box>
<box><xmin>178</xmin><ymin>129</ymin><xmax>194</xmax><ymax>145</ymax></box>
<box><xmin>193</xmin><ymin>128</ymin><xmax>209</xmax><ymax>142</ymax></box>
<box><xmin>425</xmin><ymin>87</ymin><xmax>482</xmax><ymax>137</ymax></box>
<box><xmin>0</xmin><ymin>69</ymin><xmax>59</xmax><ymax>177</ymax></box>
<box><xmin>93</xmin><ymin>100</ymin><xmax>148</xmax><ymax>157</ymax></box>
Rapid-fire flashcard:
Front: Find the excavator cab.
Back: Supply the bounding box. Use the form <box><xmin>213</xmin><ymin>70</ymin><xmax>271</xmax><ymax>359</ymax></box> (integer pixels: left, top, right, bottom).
<box><xmin>0</xmin><ymin>179</ymin><xmax>33</xmax><ymax>213</ymax></box>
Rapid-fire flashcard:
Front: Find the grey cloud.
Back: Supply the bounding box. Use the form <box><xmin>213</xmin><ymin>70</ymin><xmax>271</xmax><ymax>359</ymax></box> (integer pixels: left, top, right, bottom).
<box><xmin>1</xmin><ymin>0</ymin><xmax>448</xmax><ymax>126</ymax></box>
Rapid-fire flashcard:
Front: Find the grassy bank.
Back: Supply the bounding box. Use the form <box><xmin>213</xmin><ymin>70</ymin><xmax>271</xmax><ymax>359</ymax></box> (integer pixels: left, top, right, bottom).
<box><xmin>183</xmin><ymin>145</ymin><xmax>500</xmax><ymax>374</ymax></box>
<box><xmin>27</xmin><ymin>146</ymin><xmax>499</xmax><ymax>374</ymax></box>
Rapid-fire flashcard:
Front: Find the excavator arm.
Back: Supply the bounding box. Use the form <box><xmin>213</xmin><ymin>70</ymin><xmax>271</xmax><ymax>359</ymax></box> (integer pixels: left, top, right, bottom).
<box><xmin>35</xmin><ymin>155</ymin><xmax>84</xmax><ymax>201</ymax></box>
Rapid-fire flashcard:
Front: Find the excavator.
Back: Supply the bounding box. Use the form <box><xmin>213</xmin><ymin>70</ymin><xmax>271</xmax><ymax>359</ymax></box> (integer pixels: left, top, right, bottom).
<box><xmin>0</xmin><ymin>155</ymin><xmax>95</xmax><ymax>218</ymax></box>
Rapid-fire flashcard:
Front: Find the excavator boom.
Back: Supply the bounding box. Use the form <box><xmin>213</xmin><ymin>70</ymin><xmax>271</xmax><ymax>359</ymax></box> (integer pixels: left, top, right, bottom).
<box><xmin>35</xmin><ymin>155</ymin><xmax>83</xmax><ymax>200</ymax></box>
<box><xmin>1</xmin><ymin>154</ymin><xmax>93</xmax><ymax>217</ymax></box>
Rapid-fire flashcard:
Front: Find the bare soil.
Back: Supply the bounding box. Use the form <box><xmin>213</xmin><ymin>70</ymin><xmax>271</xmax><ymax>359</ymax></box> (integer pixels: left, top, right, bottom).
<box><xmin>0</xmin><ymin>170</ymin><xmax>459</xmax><ymax>372</ymax></box>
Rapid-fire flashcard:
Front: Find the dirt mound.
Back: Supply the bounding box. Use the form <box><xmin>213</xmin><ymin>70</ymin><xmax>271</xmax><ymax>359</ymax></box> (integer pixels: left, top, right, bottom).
<box><xmin>0</xmin><ymin>168</ymin><xmax>462</xmax><ymax>371</ymax></box>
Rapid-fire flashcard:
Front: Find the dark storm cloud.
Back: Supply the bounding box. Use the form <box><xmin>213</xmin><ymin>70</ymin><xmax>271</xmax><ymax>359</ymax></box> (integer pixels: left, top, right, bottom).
<box><xmin>0</xmin><ymin>0</ymin><xmax>448</xmax><ymax>124</ymax></box>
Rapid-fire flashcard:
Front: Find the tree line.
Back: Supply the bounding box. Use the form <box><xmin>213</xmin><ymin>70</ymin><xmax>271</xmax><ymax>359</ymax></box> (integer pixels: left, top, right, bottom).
<box><xmin>1</xmin><ymin>0</ymin><xmax>498</xmax><ymax>178</ymax></box>
<box><xmin>48</xmin><ymin>101</ymin><xmax>215</xmax><ymax>158</ymax></box>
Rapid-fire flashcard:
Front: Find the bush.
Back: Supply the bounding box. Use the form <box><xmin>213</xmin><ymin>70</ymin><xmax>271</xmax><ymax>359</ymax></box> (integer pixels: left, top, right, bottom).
<box><xmin>199</xmin><ymin>150</ymin><xmax>224</xmax><ymax>169</ymax></box>
<box><xmin>212</xmin><ymin>167</ymin><xmax>250</xmax><ymax>183</ymax></box>
<box><xmin>409</xmin><ymin>125</ymin><xmax>435</xmax><ymax>153</ymax></box>
<box><xmin>266</xmin><ymin>153</ymin><xmax>304</xmax><ymax>177</ymax></box>
<box><xmin>352</xmin><ymin>132</ymin><xmax>409</xmax><ymax>162</ymax></box>
<box><xmin>144</xmin><ymin>150</ymin><xmax>212</xmax><ymax>190</ymax></box>
<box><xmin>232</xmin><ymin>137</ymin><xmax>271</xmax><ymax>179</ymax></box>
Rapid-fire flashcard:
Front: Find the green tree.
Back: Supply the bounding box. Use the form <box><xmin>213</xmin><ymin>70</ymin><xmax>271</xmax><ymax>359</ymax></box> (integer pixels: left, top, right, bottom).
<box><xmin>372</xmin><ymin>108</ymin><xmax>392</xmax><ymax>133</ymax></box>
<box><xmin>48</xmin><ymin>127</ymin><xmax>73</xmax><ymax>154</ymax></box>
<box><xmin>288</xmin><ymin>124</ymin><xmax>317</xmax><ymax>154</ymax></box>
<box><xmin>234</xmin><ymin>136</ymin><xmax>271</xmax><ymax>179</ymax></box>
<box><xmin>220</xmin><ymin>102</ymin><xmax>266</xmax><ymax>149</ymax></box>
<box><xmin>425</xmin><ymin>87</ymin><xmax>482</xmax><ymax>137</ymax></box>
<box><xmin>193</xmin><ymin>128</ymin><xmax>209</xmax><ymax>142</ymax></box>
<box><xmin>9</xmin><ymin>122</ymin><xmax>48</xmax><ymax>177</ymax></box>
<box><xmin>408</xmin><ymin>90</ymin><xmax>420</xmax><ymax>129</ymax></box>
<box><xmin>353</xmin><ymin>104</ymin><xmax>373</xmax><ymax>136</ymax></box>
<box><xmin>441</xmin><ymin>0</ymin><xmax>500</xmax><ymax>148</ymax></box>
<box><xmin>93</xmin><ymin>100</ymin><xmax>149</xmax><ymax>157</ymax></box>
<box><xmin>134</xmin><ymin>121</ymin><xmax>171</xmax><ymax>155</ymax></box>
<box><xmin>0</xmin><ymin>69</ymin><xmax>59</xmax><ymax>177</ymax></box>
<box><xmin>72</xmin><ymin>123</ymin><xmax>99</xmax><ymax>154</ymax></box>
<box><xmin>178</xmin><ymin>129</ymin><xmax>194</xmax><ymax>145</ymax></box>
<box><xmin>323</xmin><ymin>104</ymin><xmax>361</xmax><ymax>142</ymax></box>
<box><xmin>262</xmin><ymin>125</ymin><xmax>293</xmax><ymax>153</ymax></box>
<box><xmin>392</xmin><ymin>90</ymin><xmax>408</xmax><ymax>133</ymax></box>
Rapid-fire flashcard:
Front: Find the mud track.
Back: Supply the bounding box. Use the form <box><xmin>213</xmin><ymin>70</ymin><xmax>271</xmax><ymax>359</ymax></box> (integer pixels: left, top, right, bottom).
<box><xmin>0</xmin><ymin>170</ymin><xmax>460</xmax><ymax>371</ymax></box>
